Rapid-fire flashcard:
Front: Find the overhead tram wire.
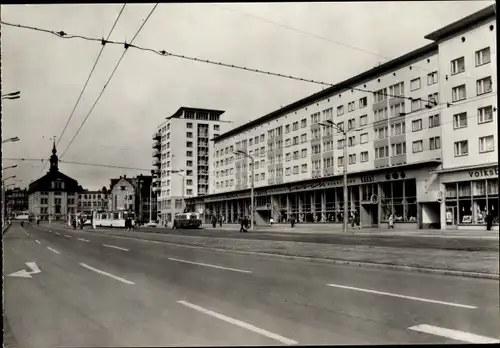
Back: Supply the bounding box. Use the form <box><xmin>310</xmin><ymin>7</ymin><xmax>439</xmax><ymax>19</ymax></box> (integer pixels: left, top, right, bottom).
<box><xmin>38</xmin><ymin>3</ymin><xmax>127</xmax><ymax>176</ymax></box>
<box><xmin>58</xmin><ymin>3</ymin><xmax>159</xmax><ymax>160</ymax></box>
<box><xmin>4</xmin><ymin>93</ymin><xmax>497</xmax><ymax>170</ymax></box>
<box><xmin>209</xmin><ymin>3</ymin><xmax>495</xmax><ymax>84</ymax></box>
<box><xmin>1</xmin><ymin>19</ymin><xmax>480</xmax><ymax>110</ymax></box>
<box><xmin>4</xmin><ymin>157</ymin><xmax>151</xmax><ymax>171</ymax></box>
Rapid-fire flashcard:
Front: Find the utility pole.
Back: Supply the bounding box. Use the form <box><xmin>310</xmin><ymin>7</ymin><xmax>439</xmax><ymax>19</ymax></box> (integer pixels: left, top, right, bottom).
<box><xmin>319</xmin><ymin>120</ymin><xmax>349</xmax><ymax>233</ymax></box>
<box><xmin>234</xmin><ymin>150</ymin><xmax>255</xmax><ymax>231</ymax></box>
<box><xmin>149</xmin><ymin>180</ymin><xmax>152</xmax><ymax>222</ymax></box>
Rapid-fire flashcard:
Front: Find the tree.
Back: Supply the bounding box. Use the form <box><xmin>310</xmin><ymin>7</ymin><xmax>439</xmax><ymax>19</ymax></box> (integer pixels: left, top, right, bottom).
<box><xmin>101</xmin><ymin>186</ymin><xmax>108</xmax><ymax>194</ymax></box>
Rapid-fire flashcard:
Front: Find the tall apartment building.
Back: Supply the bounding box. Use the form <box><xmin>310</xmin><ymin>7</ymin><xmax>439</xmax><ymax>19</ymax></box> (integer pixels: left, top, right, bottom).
<box><xmin>186</xmin><ymin>6</ymin><xmax>497</xmax><ymax>230</ymax></box>
<box><xmin>153</xmin><ymin>107</ymin><xmax>227</xmax><ymax>223</ymax></box>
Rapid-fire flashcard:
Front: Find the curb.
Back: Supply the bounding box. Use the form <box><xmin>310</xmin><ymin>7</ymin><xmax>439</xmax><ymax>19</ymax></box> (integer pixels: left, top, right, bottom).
<box><xmin>70</xmin><ymin>227</ymin><xmax>500</xmax><ymax>281</ymax></box>
<box><xmin>2</xmin><ymin>223</ymin><xmax>12</xmax><ymax>235</ymax></box>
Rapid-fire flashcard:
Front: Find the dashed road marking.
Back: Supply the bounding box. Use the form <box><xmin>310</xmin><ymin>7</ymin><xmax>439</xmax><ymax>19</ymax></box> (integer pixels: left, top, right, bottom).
<box><xmin>64</xmin><ymin>235</ymin><xmax>72</xmax><ymax>238</ymax></box>
<box><xmin>178</xmin><ymin>300</ymin><xmax>297</xmax><ymax>345</ymax></box>
<box><xmin>103</xmin><ymin>244</ymin><xmax>129</xmax><ymax>252</ymax></box>
<box><xmin>326</xmin><ymin>283</ymin><xmax>477</xmax><ymax>309</ymax></box>
<box><xmin>168</xmin><ymin>257</ymin><xmax>252</xmax><ymax>274</ymax></box>
<box><xmin>35</xmin><ymin>240</ymin><xmax>41</xmax><ymax>245</ymax></box>
<box><xmin>77</xmin><ymin>238</ymin><xmax>90</xmax><ymax>243</ymax></box>
<box><xmin>47</xmin><ymin>247</ymin><xmax>60</xmax><ymax>254</ymax></box>
<box><xmin>79</xmin><ymin>263</ymin><xmax>135</xmax><ymax>285</ymax></box>
<box><xmin>55</xmin><ymin>232</ymin><xmax>60</xmax><ymax>236</ymax></box>
<box><xmin>409</xmin><ymin>324</ymin><xmax>500</xmax><ymax>343</ymax></box>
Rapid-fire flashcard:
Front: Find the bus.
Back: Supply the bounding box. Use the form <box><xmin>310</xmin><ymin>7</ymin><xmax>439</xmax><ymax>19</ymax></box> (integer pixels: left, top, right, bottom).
<box><xmin>173</xmin><ymin>212</ymin><xmax>203</xmax><ymax>229</ymax></box>
<box><xmin>93</xmin><ymin>211</ymin><xmax>136</xmax><ymax>228</ymax></box>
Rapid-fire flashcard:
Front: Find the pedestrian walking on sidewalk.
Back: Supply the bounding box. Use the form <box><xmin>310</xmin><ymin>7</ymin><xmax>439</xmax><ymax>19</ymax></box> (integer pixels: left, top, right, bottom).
<box><xmin>388</xmin><ymin>214</ymin><xmax>394</xmax><ymax>229</ymax></box>
<box><xmin>486</xmin><ymin>211</ymin><xmax>493</xmax><ymax>231</ymax></box>
<box><xmin>290</xmin><ymin>215</ymin><xmax>295</xmax><ymax>228</ymax></box>
<box><xmin>240</xmin><ymin>216</ymin><xmax>248</xmax><ymax>233</ymax></box>
<box><xmin>219</xmin><ymin>216</ymin><xmax>223</xmax><ymax>227</ymax></box>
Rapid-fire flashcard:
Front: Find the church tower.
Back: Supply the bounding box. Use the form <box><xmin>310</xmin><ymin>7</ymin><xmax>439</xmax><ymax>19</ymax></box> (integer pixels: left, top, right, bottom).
<box><xmin>49</xmin><ymin>139</ymin><xmax>59</xmax><ymax>173</ymax></box>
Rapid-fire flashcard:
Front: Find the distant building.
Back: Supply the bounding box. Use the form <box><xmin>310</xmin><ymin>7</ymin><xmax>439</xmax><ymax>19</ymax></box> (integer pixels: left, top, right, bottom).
<box><xmin>107</xmin><ymin>175</ymin><xmax>157</xmax><ymax>222</ymax></box>
<box><xmin>152</xmin><ymin>107</ymin><xmax>228</xmax><ymax>224</ymax></box>
<box><xmin>108</xmin><ymin>176</ymin><xmax>136</xmax><ymax>212</ymax></box>
<box><xmin>28</xmin><ymin>142</ymin><xmax>82</xmax><ymax>221</ymax></box>
<box><xmin>5</xmin><ymin>187</ymin><xmax>29</xmax><ymax>217</ymax></box>
<box><xmin>77</xmin><ymin>188</ymin><xmax>109</xmax><ymax>215</ymax></box>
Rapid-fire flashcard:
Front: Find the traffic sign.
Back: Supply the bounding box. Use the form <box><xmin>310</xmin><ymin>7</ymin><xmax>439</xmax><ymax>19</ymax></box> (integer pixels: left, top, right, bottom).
<box><xmin>370</xmin><ymin>194</ymin><xmax>379</xmax><ymax>204</ymax></box>
<box><xmin>265</xmin><ymin>203</ymin><xmax>271</xmax><ymax>210</ymax></box>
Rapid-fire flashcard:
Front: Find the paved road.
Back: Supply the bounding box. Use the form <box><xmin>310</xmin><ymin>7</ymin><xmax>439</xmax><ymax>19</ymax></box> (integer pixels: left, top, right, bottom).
<box><xmin>4</xmin><ymin>222</ymin><xmax>499</xmax><ymax>347</ymax></box>
<box><xmin>107</xmin><ymin>225</ymin><xmax>499</xmax><ymax>252</ymax></box>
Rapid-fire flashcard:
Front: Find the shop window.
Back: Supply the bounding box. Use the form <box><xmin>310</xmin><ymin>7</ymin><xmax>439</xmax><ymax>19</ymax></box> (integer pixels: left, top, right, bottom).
<box><xmin>445</xmin><ymin>183</ymin><xmax>457</xmax><ymax>199</ymax></box>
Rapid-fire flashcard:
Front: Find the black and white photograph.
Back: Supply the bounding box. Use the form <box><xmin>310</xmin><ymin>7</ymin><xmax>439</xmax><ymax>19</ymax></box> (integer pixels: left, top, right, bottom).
<box><xmin>1</xmin><ymin>1</ymin><xmax>499</xmax><ymax>346</ymax></box>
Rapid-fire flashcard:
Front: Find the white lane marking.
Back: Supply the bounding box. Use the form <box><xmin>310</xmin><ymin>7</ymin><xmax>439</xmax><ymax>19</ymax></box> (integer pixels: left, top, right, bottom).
<box><xmin>168</xmin><ymin>257</ymin><xmax>252</xmax><ymax>274</ymax></box>
<box><xmin>55</xmin><ymin>232</ymin><xmax>60</xmax><ymax>235</ymax></box>
<box><xmin>178</xmin><ymin>300</ymin><xmax>297</xmax><ymax>345</ymax></box>
<box><xmin>35</xmin><ymin>240</ymin><xmax>41</xmax><ymax>245</ymax></box>
<box><xmin>47</xmin><ymin>247</ymin><xmax>60</xmax><ymax>254</ymax></box>
<box><xmin>64</xmin><ymin>235</ymin><xmax>72</xmax><ymax>238</ymax></box>
<box><xmin>103</xmin><ymin>244</ymin><xmax>129</xmax><ymax>252</ymax></box>
<box><xmin>79</xmin><ymin>263</ymin><xmax>135</xmax><ymax>285</ymax></box>
<box><xmin>409</xmin><ymin>324</ymin><xmax>500</xmax><ymax>343</ymax></box>
<box><xmin>77</xmin><ymin>238</ymin><xmax>90</xmax><ymax>243</ymax></box>
<box><xmin>326</xmin><ymin>284</ymin><xmax>476</xmax><ymax>309</ymax></box>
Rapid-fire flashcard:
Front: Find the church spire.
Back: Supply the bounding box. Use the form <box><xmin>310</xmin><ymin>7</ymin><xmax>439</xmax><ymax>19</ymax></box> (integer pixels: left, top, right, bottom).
<box><xmin>50</xmin><ymin>138</ymin><xmax>59</xmax><ymax>172</ymax></box>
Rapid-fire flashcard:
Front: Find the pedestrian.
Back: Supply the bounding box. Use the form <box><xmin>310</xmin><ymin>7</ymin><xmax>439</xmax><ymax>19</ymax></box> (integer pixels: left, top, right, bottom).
<box><xmin>355</xmin><ymin>211</ymin><xmax>360</xmax><ymax>229</ymax></box>
<box><xmin>240</xmin><ymin>216</ymin><xmax>247</xmax><ymax>233</ymax></box>
<box><xmin>212</xmin><ymin>215</ymin><xmax>217</xmax><ymax>228</ymax></box>
<box><xmin>388</xmin><ymin>214</ymin><xmax>394</xmax><ymax>229</ymax></box>
<box><xmin>219</xmin><ymin>216</ymin><xmax>223</xmax><ymax>227</ymax></box>
<box><xmin>486</xmin><ymin>211</ymin><xmax>493</xmax><ymax>231</ymax></box>
<box><xmin>269</xmin><ymin>217</ymin><xmax>274</xmax><ymax>226</ymax></box>
<box><xmin>290</xmin><ymin>215</ymin><xmax>295</xmax><ymax>228</ymax></box>
<box><xmin>350</xmin><ymin>212</ymin><xmax>355</xmax><ymax>229</ymax></box>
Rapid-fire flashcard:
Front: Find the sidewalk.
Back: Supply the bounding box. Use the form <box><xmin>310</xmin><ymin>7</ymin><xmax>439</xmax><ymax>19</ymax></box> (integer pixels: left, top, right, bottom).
<box><xmin>48</xmin><ymin>224</ymin><xmax>499</xmax><ymax>279</ymax></box>
<box><xmin>201</xmin><ymin>223</ymin><xmax>499</xmax><ymax>239</ymax></box>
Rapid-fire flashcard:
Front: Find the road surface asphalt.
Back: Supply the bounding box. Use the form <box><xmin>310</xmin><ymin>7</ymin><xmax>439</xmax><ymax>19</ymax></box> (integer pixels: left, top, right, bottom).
<box><xmin>4</xmin><ymin>222</ymin><xmax>499</xmax><ymax>347</ymax></box>
<box><xmin>117</xmin><ymin>225</ymin><xmax>498</xmax><ymax>251</ymax></box>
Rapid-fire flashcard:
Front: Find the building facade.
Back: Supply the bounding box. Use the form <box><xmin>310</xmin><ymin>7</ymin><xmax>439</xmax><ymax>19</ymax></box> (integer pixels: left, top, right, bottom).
<box><xmin>186</xmin><ymin>6</ymin><xmax>497</xmax><ymax>230</ymax></box>
<box><xmin>107</xmin><ymin>175</ymin><xmax>157</xmax><ymax>222</ymax></box>
<box><xmin>5</xmin><ymin>187</ymin><xmax>29</xmax><ymax>217</ymax></box>
<box><xmin>28</xmin><ymin>142</ymin><xmax>81</xmax><ymax>221</ymax></box>
<box><xmin>77</xmin><ymin>189</ymin><xmax>109</xmax><ymax>216</ymax></box>
<box><xmin>108</xmin><ymin>176</ymin><xmax>136</xmax><ymax>212</ymax></box>
<box><xmin>153</xmin><ymin>107</ymin><xmax>228</xmax><ymax>224</ymax></box>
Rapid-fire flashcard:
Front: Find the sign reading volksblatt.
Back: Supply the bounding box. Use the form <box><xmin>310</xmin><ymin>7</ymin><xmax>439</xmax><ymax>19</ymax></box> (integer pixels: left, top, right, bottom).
<box><xmin>468</xmin><ymin>167</ymin><xmax>499</xmax><ymax>178</ymax></box>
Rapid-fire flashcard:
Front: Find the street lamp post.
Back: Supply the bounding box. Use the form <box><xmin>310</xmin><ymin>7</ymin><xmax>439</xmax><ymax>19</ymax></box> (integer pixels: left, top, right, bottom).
<box><xmin>2</xmin><ymin>137</ymin><xmax>20</xmax><ymax>144</ymax></box>
<box><xmin>2</xmin><ymin>175</ymin><xmax>17</xmax><ymax>228</ymax></box>
<box><xmin>2</xmin><ymin>164</ymin><xmax>18</xmax><ymax>172</ymax></box>
<box><xmin>320</xmin><ymin>120</ymin><xmax>348</xmax><ymax>233</ymax></box>
<box><xmin>234</xmin><ymin>150</ymin><xmax>255</xmax><ymax>231</ymax></box>
<box><xmin>171</xmin><ymin>170</ymin><xmax>185</xmax><ymax>214</ymax></box>
<box><xmin>1</xmin><ymin>91</ymin><xmax>21</xmax><ymax>100</ymax></box>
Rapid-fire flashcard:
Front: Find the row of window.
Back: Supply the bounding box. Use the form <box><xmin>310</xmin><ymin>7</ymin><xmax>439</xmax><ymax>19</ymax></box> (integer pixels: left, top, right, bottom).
<box><xmin>454</xmin><ymin>135</ymin><xmax>495</xmax><ymax>156</ymax></box>
<box><xmin>452</xmin><ymin>76</ymin><xmax>493</xmax><ymax>102</ymax></box>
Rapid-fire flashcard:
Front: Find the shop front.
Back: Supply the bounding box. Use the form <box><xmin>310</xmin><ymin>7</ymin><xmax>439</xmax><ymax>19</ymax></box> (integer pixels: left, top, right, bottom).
<box><xmin>189</xmin><ymin>164</ymin><xmax>439</xmax><ymax>229</ymax></box>
<box><xmin>439</xmin><ymin>165</ymin><xmax>499</xmax><ymax>230</ymax></box>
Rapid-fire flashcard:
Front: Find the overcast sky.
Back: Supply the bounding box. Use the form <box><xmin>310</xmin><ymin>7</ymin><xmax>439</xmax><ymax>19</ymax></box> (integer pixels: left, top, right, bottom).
<box><xmin>1</xmin><ymin>1</ymin><xmax>491</xmax><ymax>190</ymax></box>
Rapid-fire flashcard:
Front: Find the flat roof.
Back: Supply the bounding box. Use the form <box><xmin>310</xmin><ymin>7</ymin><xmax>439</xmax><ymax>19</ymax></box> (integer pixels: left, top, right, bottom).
<box><xmin>213</xmin><ymin>42</ymin><xmax>437</xmax><ymax>142</ymax></box>
<box><xmin>213</xmin><ymin>5</ymin><xmax>495</xmax><ymax>143</ymax></box>
<box><xmin>167</xmin><ymin>106</ymin><xmax>226</xmax><ymax>120</ymax></box>
<box><xmin>425</xmin><ymin>5</ymin><xmax>495</xmax><ymax>41</ymax></box>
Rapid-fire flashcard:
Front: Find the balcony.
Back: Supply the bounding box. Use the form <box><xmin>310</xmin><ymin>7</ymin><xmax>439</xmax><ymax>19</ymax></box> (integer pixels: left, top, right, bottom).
<box><xmin>152</xmin><ymin>186</ymin><xmax>161</xmax><ymax>193</ymax></box>
<box><xmin>198</xmin><ymin>180</ymin><xmax>208</xmax><ymax>185</ymax></box>
<box><xmin>152</xmin><ymin>149</ymin><xmax>161</xmax><ymax>158</ymax></box>
<box><xmin>152</xmin><ymin>158</ymin><xmax>160</xmax><ymax>166</ymax></box>
<box><xmin>197</xmin><ymin>132</ymin><xmax>209</xmax><ymax>138</ymax></box>
<box><xmin>197</xmin><ymin>142</ymin><xmax>209</xmax><ymax>148</ymax></box>
<box><xmin>198</xmin><ymin>151</ymin><xmax>209</xmax><ymax>157</ymax></box>
<box><xmin>152</xmin><ymin>140</ymin><xmax>161</xmax><ymax>149</ymax></box>
<box><xmin>152</xmin><ymin>176</ymin><xmax>161</xmax><ymax>183</ymax></box>
<box><xmin>153</xmin><ymin>132</ymin><xmax>161</xmax><ymax>141</ymax></box>
<box><xmin>151</xmin><ymin>169</ymin><xmax>160</xmax><ymax>176</ymax></box>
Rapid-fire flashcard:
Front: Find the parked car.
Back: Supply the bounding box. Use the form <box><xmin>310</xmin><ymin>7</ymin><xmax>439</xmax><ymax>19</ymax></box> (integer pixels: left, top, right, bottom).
<box><xmin>146</xmin><ymin>221</ymin><xmax>159</xmax><ymax>228</ymax></box>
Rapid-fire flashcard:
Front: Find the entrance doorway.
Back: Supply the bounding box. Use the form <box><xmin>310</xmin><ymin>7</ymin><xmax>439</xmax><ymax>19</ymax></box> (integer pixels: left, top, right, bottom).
<box><xmin>361</xmin><ymin>203</ymin><xmax>378</xmax><ymax>227</ymax></box>
<box><xmin>445</xmin><ymin>206</ymin><xmax>457</xmax><ymax>228</ymax></box>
